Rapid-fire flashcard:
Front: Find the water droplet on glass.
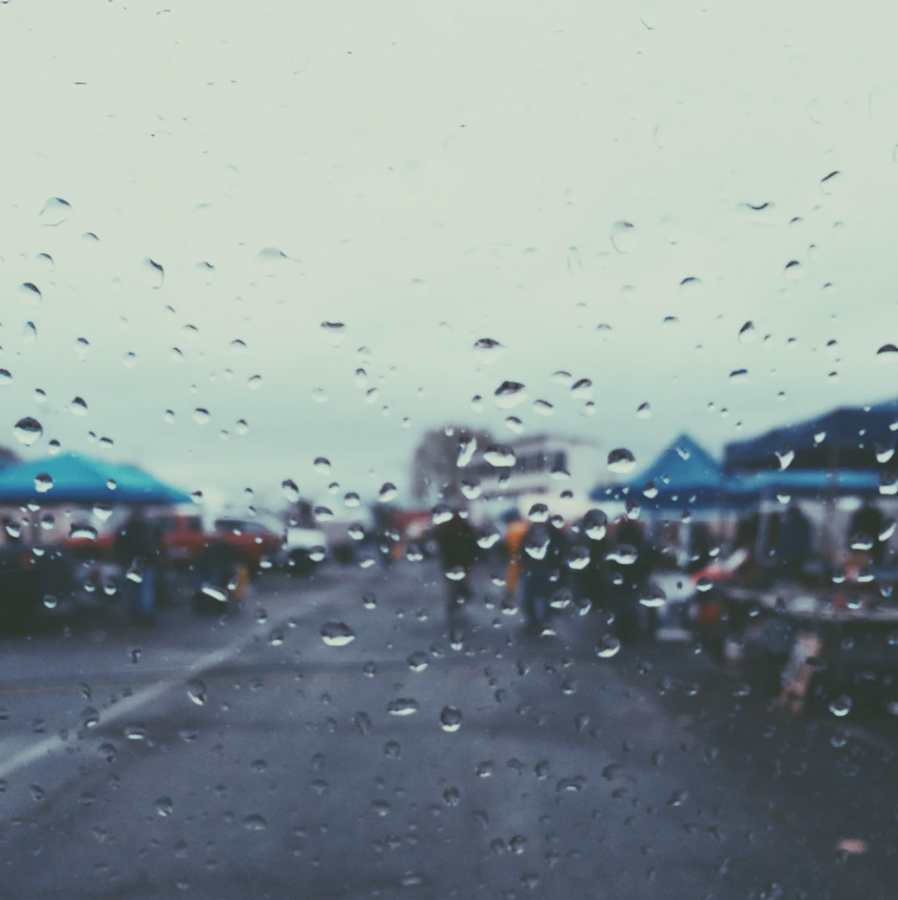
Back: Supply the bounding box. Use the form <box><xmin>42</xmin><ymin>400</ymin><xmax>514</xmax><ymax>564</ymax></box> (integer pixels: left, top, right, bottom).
<box><xmin>242</xmin><ymin>814</ymin><xmax>269</xmax><ymax>832</ymax></box>
<box><xmin>407</xmin><ymin>651</ymin><xmax>428</xmax><ymax>672</ymax></box>
<box><xmin>145</xmin><ymin>258</ymin><xmax>164</xmax><ymax>288</ymax></box>
<box><xmin>70</xmin><ymin>397</ymin><xmax>88</xmax><ymax>416</ymax></box>
<box><xmin>34</xmin><ymin>473</ymin><xmax>53</xmax><ymax>493</ymax></box>
<box><xmin>877</xmin><ymin>344</ymin><xmax>898</xmax><ymax>363</ymax></box>
<box><xmin>39</xmin><ymin>196</ymin><xmax>72</xmax><ymax>222</ymax></box>
<box><xmin>505</xmin><ymin>417</ymin><xmax>524</xmax><ymax>434</ymax></box>
<box><xmin>193</xmin><ymin>408</ymin><xmax>211</xmax><ymax>425</ymax></box>
<box><xmin>155</xmin><ymin>797</ymin><xmax>174</xmax><ymax>817</ymax></box>
<box><xmin>387</xmin><ymin>698</ymin><xmax>419</xmax><ymax>716</ymax></box>
<box><xmin>186</xmin><ymin>679</ymin><xmax>207</xmax><ymax>706</ymax></box>
<box><xmin>584</xmin><ymin>509</ymin><xmax>608</xmax><ymax>541</ymax></box>
<box><xmin>880</xmin><ymin>472</ymin><xmax>898</xmax><ymax>496</ymax></box>
<box><xmin>282</xmin><ymin>479</ymin><xmax>300</xmax><ymax>502</ymax></box>
<box><xmin>235</xmin><ymin>419</ymin><xmax>249</xmax><ymax>436</ymax></box>
<box><xmin>636</xmin><ymin>402</ymin><xmax>651</xmax><ymax>419</ymax></box>
<box><xmin>610</xmin><ymin>220</ymin><xmax>636</xmax><ymax>253</ymax></box>
<box><xmin>484</xmin><ymin>445</ymin><xmax>516</xmax><ymax>467</ymax></box>
<box><xmin>379</xmin><ymin>482</ymin><xmax>397</xmax><ymax>502</ymax></box>
<box><xmin>314</xmin><ymin>457</ymin><xmax>331</xmax><ymax>474</ymax></box>
<box><xmin>13</xmin><ymin>417</ymin><xmax>42</xmax><ymax>446</ymax></box>
<box><xmin>607</xmin><ymin>448</ymin><xmax>636</xmax><ymax>474</ymax></box>
<box><xmin>344</xmin><ymin>492</ymin><xmax>360</xmax><ymax>508</ymax></box>
<box><xmin>820</xmin><ymin>170</ymin><xmax>842</xmax><ymax>194</ymax></box>
<box><xmin>321</xmin><ymin>322</ymin><xmax>347</xmax><ymax>347</ymax></box>
<box><xmin>439</xmin><ymin>706</ymin><xmax>462</xmax><ymax>732</ymax></box>
<box><xmin>18</xmin><ymin>283</ymin><xmax>43</xmax><ymax>309</ymax></box>
<box><xmin>784</xmin><ymin>260</ymin><xmax>803</xmax><ymax>280</ymax></box>
<box><xmin>247</xmin><ymin>375</ymin><xmax>262</xmax><ymax>390</ymax></box>
<box><xmin>473</xmin><ymin>338</ymin><xmax>505</xmax><ymax>364</ymax></box>
<box><xmin>775</xmin><ymin>445</ymin><xmax>795</xmax><ymax>470</ymax></box>
<box><xmin>679</xmin><ymin>276</ymin><xmax>703</xmax><ymax>298</ymax></box>
<box><xmin>739</xmin><ymin>322</ymin><xmax>756</xmax><ymax>343</ymax></box>
<box><xmin>596</xmin><ymin>635</ymin><xmax>621</xmax><ymax>658</ymax></box>
<box><xmin>729</xmin><ymin>369</ymin><xmax>749</xmax><ymax>383</ymax></box>
<box><xmin>494</xmin><ymin>381</ymin><xmax>527</xmax><ymax>409</ymax></box>
<box><xmin>320</xmin><ymin>622</ymin><xmax>355</xmax><ymax>647</ymax></box>
<box><xmin>829</xmin><ymin>695</ymin><xmax>852</xmax><ymax>717</ymax></box>
<box><xmin>533</xmin><ymin>399</ymin><xmax>554</xmax><ymax>417</ymax></box>
<box><xmin>92</xmin><ymin>503</ymin><xmax>113</xmax><ymax>522</ymax></box>
<box><xmin>571</xmin><ymin>379</ymin><xmax>593</xmax><ymax>401</ymax></box>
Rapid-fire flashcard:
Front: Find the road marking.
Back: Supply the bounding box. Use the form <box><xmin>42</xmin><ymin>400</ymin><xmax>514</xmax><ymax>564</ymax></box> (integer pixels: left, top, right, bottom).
<box><xmin>0</xmin><ymin>632</ymin><xmax>248</xmax><ymax>784</ymax></box>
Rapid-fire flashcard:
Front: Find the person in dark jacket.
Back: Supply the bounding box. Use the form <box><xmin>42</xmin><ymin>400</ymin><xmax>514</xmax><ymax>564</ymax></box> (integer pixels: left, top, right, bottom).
<box><xmin>605</xmin><ymin>519</ymin><xmax>655</xmax><ymax>642</ymax></box>
<box><xmin>520</xmin><ymin>520</ymin><xmax>567</xmax><ymax>632</ymax></box>
<box><xmin>115</xmin><ymin>509</ymin><xmax>163</xmax><ymax>621</ymax></box>
<box><xmin>433</xmin><ymin>511</ymin><xmax>479</xmax><ymax>613</ymax></box>
<box><xmin>776</xmin><ymin>505</ymin><xmax>811</xmax><ymax>580</ymax></box>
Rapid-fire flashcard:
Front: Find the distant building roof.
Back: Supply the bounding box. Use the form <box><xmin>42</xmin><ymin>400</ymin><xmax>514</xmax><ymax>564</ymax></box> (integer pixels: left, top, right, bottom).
<box><xmin>724</xmin><ymin>399</ymin><xmax>898</xmax><ymax>472</ymax></box>
<box><xmin>591</xmin><ymin>433</ymin><xmax>723</xmax><ymax>509</ymax></box>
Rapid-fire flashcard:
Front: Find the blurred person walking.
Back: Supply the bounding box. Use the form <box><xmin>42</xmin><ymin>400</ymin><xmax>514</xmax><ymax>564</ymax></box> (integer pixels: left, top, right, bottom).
<box><xmin>433</xmin><ymin>509</ymin><xmax>479</xmax><ymax>615</ymax></box>
<box><xmin>520</xmin><ymin>519</ymin><xmax>566</xmax><ymax>633</ymax></box>
<box><xmin>606</xmin><ymin>519</ymin><xmax>656</xmax><ymax>642</ymax></box>
<box><xmin>115</xmin><ymin>509</ymin><xmax>163</xmax><ymax>623</ymax></box>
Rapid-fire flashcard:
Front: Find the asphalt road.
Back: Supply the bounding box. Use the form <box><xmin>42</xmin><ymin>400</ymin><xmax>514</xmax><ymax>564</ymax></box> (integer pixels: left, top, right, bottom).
<box><xmin>0</xmin><ymin>561</ymin><xmax>895</xmax><ymax>899</ymax></box>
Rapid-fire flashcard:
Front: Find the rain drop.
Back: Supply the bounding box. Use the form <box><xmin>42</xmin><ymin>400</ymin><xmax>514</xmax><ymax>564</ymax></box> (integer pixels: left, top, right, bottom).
<box><xmin>439</xmin><ymin>707</ymin><xmax>462</xmax><ymax>732</ymax></box>
<box><xmin>571</xmin><ymin>379</ymin><xmax>593</xmax><ymax>401</ymax></box>
<box><xmin>610</xmin><ymin>220</ymin><xmax>636</xmax><ymax>253</ymax></box>
<box><xmin>13</xmin><ymin>417</ymin><xmax>42</xmax><ymax>446</ymax></box>
<box><xmin>483</xmin><ymin>445</ymin><xmax>516</xmax><ymax>467</ymax></box>
<box><xmin>19</xmin><ymin>283</ymin><xmax>41</xmax><ymax>306</ymax></box>
<box><xmin>320</xmin><ymin>622</ymin><xmax>355</xmax><ymax>646</ymax></box>
<box><xmin>494</xmin><ymin>381</ymin><xmax>527</xmax><ymax>409</ymax></box>
<box><xmin>321</xmin><ymin>322</ymin><xmax>347</xmax><ymax>347</ymax></box>
<box><xmin>607</xmin><ymin>448</ymin><xmax>636</xmax><ymax>474</ymax></box>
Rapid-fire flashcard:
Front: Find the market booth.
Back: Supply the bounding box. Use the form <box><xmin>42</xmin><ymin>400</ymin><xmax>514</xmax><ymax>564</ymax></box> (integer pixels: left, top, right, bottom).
<box><xmin>0</xmin><ymin>452</ymin><xmax>190</xmax><ymax>624</ymax></box>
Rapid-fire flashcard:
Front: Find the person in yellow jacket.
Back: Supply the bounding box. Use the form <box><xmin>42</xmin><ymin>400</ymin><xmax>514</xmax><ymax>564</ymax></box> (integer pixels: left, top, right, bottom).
<box><xmin>504</xmin><ymin>515</ymin><xmax>530</xmax><ymax>598</ymax></box>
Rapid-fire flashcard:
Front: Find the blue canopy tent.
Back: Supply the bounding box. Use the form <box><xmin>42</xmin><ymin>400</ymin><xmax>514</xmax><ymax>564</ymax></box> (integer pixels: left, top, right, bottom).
<box><xmin>723</xmin><ymin>468</ymin><xmax>884</xmax><ymax>500</ymax></box>
<box><xmin>590</xmin><ymin>434</ymin><xmax>728</xmax><ymax>511</ymax></box>
<box><xmin>0</xmin><ymin>453</ymin><xmax>191</xmax><ymax>506</ymax></box>
<box><xmin>724</xmin><ymin>399</ymin><xmax>898</xmax><ymax>473</ymax></box>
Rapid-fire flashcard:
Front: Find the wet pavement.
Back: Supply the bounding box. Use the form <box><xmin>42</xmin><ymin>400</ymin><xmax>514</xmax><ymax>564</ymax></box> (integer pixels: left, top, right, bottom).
<box><xmin>0</xmin><ymin>562</ymin><xmax>895</xmax><ymax>899</ymax></box>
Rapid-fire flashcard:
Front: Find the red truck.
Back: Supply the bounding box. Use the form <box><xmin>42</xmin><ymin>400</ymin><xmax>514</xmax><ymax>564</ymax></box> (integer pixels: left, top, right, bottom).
<box><xmin>63</xmin><ymin>513</ymin><xmax>282</xmax><ymax>571</ymax></box>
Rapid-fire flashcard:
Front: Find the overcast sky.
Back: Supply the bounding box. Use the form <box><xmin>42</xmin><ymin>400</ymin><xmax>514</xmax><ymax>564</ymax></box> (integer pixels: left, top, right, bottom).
<box><xmin>1</xmin><ymin>0</ymin><xmax>897</xmax><ymax>514</ymax></box>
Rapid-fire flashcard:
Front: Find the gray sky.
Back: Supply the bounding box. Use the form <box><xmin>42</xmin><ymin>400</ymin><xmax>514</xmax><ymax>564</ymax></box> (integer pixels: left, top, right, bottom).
<box><xmin>2</xmin><ymin>0</ymin><xmax>897</xmax><ymax>514</ymax></box>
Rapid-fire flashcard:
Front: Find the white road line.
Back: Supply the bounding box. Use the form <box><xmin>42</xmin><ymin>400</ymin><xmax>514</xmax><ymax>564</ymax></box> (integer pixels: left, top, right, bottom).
<box><xmin>0</xmin><ymin>630</ymin><xmax>250</xmax><ymax>783</ymax></box>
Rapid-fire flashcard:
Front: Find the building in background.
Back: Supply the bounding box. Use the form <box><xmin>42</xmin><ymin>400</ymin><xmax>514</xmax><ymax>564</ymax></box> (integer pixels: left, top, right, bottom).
<box><xmin>466</xmin><ymin>433</ymin><xmax>602</xmax><ymax>524</ymax></box>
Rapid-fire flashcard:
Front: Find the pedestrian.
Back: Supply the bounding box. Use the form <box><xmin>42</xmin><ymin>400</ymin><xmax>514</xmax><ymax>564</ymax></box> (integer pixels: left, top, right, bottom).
<box><xmin>605</xmin><ymin>519</ymin><xmax>655</xmax><ymax>642</ymax></box>
<box><xmin>503</xmin><ymin>512</ymin><xmax>530</xmax><ymax>600</ymax></box>
<box><xmin>775</xmin><ymin>505</ymin><xmax>811</xmax><ymax>581</ymax></box>
<box><xmin>193</xmin><ymin>539</ymin><xmax>246</xmax><ymax>614</ymax></box>
<box><xmin>115</xmin><ymin>508</ymin><xmax>162</xmax><ymax>622</ymax></box>
<box><xmin>433</xmin><ymin>509</ymin><xmax>479</xmax><ymax>615</ymax></box>
<box><xmin>520</xmin><ymin>518</ymin><xmax>566</xmax><ymax>633</ymax></box>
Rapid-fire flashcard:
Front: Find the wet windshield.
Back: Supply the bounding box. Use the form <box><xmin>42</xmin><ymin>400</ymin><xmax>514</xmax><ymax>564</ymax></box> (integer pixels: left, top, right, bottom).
<box><xmin>0</xmin><ymin>2</ymin><xmax>896</xmax><ymax>898</ymax></box>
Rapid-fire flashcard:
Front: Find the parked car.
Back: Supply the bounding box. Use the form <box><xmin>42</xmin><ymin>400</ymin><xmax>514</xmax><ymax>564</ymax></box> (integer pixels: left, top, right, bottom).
<box><xmin>211</xmin><ymin>518</ymin><xmax>283</xmax><ymax>571</ymax></box>
<box><xmin>63</xmin><ymin>512</ymin><xmax>282</xmax><ymax>573</ymax></box>
<box><xmin>276</xmin><ymin>524</ymin><xmax>328</xmax><ymax>573</ymax></box>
